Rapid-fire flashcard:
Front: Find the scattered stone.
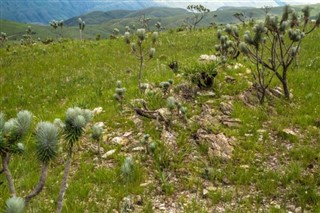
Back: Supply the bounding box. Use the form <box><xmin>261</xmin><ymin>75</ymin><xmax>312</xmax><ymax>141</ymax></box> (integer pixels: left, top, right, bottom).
<box><xmin>111</xmin><ymin>136</ymin><xmax>128</xmax><ymax>146</ymax></box>
<box><xmin>132</xmin><ymin>115</ymin><xmax>143</xmax><ymax>128</ymax></box>
<box><xmin>207</xmin><ymin>186</ymin><xmax>217</xmax><ymax>191</ymax></box>
<box><xmin>161</xmin><ymin>129</ymin><xmax>177</xmax><ymax>148</ymax></box>
<box><xmin>102</xmin><ymin>149</ymin><xmax>116</xmax><ymax>159</ymax></box>
<box><xmin>135</xmin><ymin>195</ymin><xmax>143</xmax><ymax>206</ymax></box>
<box><xmin>122</xmin><ymin>132</ymin><xmax>132</xmax><ymax>138</ymax></box>
<box><xmin>195</xmin><ymin>129</ymin><xmax>235</xmax><ymax>160</ymax></box>
<box><xmin>269</xmin><ymin>87</ymin><xmax>283</xmax><ymax>98</ymax></box>
<box><xmin>199</xmin><ymin>54</ymin><xmax>217</xmax><ymax>61</ymax></box>
<box><xmin>132</xmin><ymin>146</ymin><xmax>145</xmax><ymax>152</ymax></box>
<box><xmin>202</xmin><ymin>188</ymin><xmax>209</xmax><ymax>198</ymax></box>
<box><xmin>282</xmin><ymin>128</ymin><xmax>298</xmax><ymax>137</ymax></box>
<box><xmin>245</xmin><ymin>68</ymin><xmax>252</xmax><ymax>74</ymax></box>
<box><xmin>234</xmin><ymin>63</ymin><xmax>244</xmax><ymax>69</ymax></box>
<box><xmin>140</xmin><ymin>181</ymin><xmax>152</xmax><ymax>187</ymax></box>
<box><xmin>225</xmin><ymin>76</ymin><xmax>236</xmax><ymax>83</ymax></box>
<box><xmin>219</xmin><ymin>116</ymin><xmax>242</xmax><ymax>128</ymax></box>
<box><xmin>197</xmin><ymin>91</ymin><xmax>216</xmax><ymax>97</ymax></box>
<box><xmin>159</xmin><ymin>203</ymin><xmax>166</xmax><ymax>211</ymax></box>
<box><xmin>219</xmin><ymin>102</ymin><xmax>233</xmax><ymax>115</ymax></box>
<box><xmin>295</xmin><ymin>207</ymin><xmax>302</xmax><ymax>213</ymax></box>
<box><xmin>92</xmin><ymin>107</ymin><xmax>103</xmax><ymax>115</ymax></box>
<box><xmin>240</xmin><ymin>165</ymin><xmax>250</xmax><ymax>169</ymax></box>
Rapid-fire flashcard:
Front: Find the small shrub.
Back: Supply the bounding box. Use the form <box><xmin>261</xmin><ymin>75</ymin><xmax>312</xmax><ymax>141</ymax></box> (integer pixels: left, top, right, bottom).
<box><xmin>183</xmin><ymin>62</ymin><xmax>218</xmax><ymax>89</ymax></box>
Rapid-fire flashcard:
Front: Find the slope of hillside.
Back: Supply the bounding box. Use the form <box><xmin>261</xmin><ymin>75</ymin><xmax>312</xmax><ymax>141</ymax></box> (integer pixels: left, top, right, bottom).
<box><xmin>1</xmin><ymin>19</ymin><xmax>320</xmax><ymax>212</ymax></box>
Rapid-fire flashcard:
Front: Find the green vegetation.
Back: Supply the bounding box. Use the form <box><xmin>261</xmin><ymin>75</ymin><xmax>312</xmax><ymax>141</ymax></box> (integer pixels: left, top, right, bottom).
<box><xmin>1</xmin><ymin>5</ymin><xmax>320</xmax><ymax>212</ymax></box>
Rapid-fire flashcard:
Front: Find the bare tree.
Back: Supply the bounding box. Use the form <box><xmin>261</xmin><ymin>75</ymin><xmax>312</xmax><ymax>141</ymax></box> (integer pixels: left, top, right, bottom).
<box><xmin>187</xmin><ymin>4</ymin><xmax>210</xmax><ymax>30</ymax></box>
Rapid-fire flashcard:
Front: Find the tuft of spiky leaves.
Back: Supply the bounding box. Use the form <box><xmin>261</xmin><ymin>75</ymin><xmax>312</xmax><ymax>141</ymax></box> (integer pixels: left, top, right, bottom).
<box><xmin>239</xmin><ymin>42</ymin><xmax>249</xmax><ymax>55</ymax></box>
<box><xmin>2</xmin><ymin>110</ymin><xmax>32</xmax><ymax>147</ymax></box>
<box><xmin>149</xmin><ymin>48</ymin><xmax>156</xmax><ymax>59</ymax></box>
<box><xmin>121</xmin><ymin>156</ymin><xmax>134</xmax><ymax>179</ymax></box>
<box><xmin>136</xmin><ymin>29</ymin><xmax>146</xmax><ymax>41</ymax></box>
<box><xmin>35</xmin><ymin>122</ymin><xmax>59</xmax><ymax>164</ymax></box>
<box><xmin>301</xmin><ymin>6</ymin><xmax>311</xmax><ymax>21</ymax></box>
<box><xmin>16</xmin><ymin>110</ymin><xmax>32</xmax><ymax>136</ymax></box>
<box><xmin>167</xmin><ymin>97</ymin><xmax>176</xmax><ymax>111</ymax></box>
<box><xmin>152</xmin><ymin>32</ymin><xmax>158</xmax><ymax>44</ymax></box>
<box><xmin>124</xmin><ymin>32</ymin><xmax>130</xmax><ymax>44</ymax></box>
<box><xmin>5</xmin><ymin>197</ymin><xmax>25</xmax><ymax>213</ymax></box>
<box><xmin>92</xmin><ymin>123</ymin><xmax>103</xmax><ymax>141</ymax></box>
<box><xmin>64</xmin><ymin>107</ymin><xmax>92</xmax><ymax>153</ymax></box>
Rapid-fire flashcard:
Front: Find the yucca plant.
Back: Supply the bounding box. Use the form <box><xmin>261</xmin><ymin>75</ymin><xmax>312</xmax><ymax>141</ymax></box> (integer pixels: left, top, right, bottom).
<box><xmin>113</xmin><ymin>80</ymin><xmax>126</xmax><ymax>111</ymax></box>
<box><xmin>0</xmin><ymin>111</ymin><xmax>32</xmax><ymax>196</ymax></box>
<box><xmin>78</xmin><ymin>18</ymin><xmax>85</xmax><ymax>40</ymax></box>
<box><xmin>49</xmin><ymin>20</ymin><xmax>64</xmax><ymax>38</ymax></box>
<box><xmin>91</xmin><ymin>123</ymin><xmax>104</xmax><ymax>157</ymax></box>
<box><xmin>56</xmin><ymin>107</ymin><xmax>92</xmax><ymax>213</ymax></box>
<box><xmin>121</xmin><ymin>156</ymin><xmax>134</xmax><ymax>182</ymax></box>
<box><xmin>215</xmin><ymin>24</ymin><xmax>240</xmax><ymax>64</ymax></box>
<box><xmin>125</xmin><ymin>29</ymin><xmax>158</xmax><ymax>92</ymax></box>
<box><xmin>24</xmin><ymin>122</ymin><xmax>59</xmax><ymax>206</ymax></box>
<box><xmin>5</xmin><ymin>197</ymin><xmax>25</xmax><ymax>213</ymax></box>
<box><xmin>239</xmin><ymin>5</ymin><xmax>320</xmax><ymax>100</ymax></box>
<box><xmin>0</xmin><ymin>32</ymin><xmax>7</xmax><ymax>47</ymax></box>
<box><xmin>159</xmin><ymin>79</ymin><xmax>173</xmax><ymax>96</ymax></box>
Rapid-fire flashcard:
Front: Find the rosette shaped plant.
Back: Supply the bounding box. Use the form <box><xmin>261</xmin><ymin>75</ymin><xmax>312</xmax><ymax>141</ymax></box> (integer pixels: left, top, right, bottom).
<box><xmin>5</xmin><ymin>197</ymin><xmax>25</xmax><ymax>213</ymax></box>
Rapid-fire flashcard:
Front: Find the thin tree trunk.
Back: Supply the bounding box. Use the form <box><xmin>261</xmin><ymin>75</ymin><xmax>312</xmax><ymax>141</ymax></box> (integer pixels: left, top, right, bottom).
<box><xmin>56</xmin><ymin>155</ymin><xmax>72</xmax><ymax>213</ymax></box>
<box><xmin>282</xmin><ymin>68</ymin><xmax>290</xmax><ymax>99</ymax></box>
<box><xmin>1</xmin><ymin>153</ymin><xmax>16</xmax><ymax>196</ymax></box>
<box><xmin>25</xmin><ymin>163</ymin><xmax>49</xmax><ymax>206</ymax></box>
<box><xmin>138</xmin><ymin>43</ymin><xmax>143</xmax><ymax>92</ymax></box>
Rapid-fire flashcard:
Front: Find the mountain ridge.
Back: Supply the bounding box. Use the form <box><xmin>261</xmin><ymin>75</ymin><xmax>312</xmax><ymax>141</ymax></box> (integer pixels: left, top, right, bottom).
<box><xmin>1</xmin><ymin>0</ymin><xmax>319</xmax><ymax>24</ymax></box>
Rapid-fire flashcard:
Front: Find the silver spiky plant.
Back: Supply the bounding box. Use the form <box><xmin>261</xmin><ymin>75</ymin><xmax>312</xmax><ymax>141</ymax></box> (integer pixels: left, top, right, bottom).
<box><xmin>1</xmin><ymin>110</ymin><xmax>32</xmax><ymax>196</ymax></box>
<box><xmin>25</xmin><ymin>121</ymin><xmax>59</xmax><ymax>206</ymax></box>
<box><xmin>92</xmin><ymin>123</ymin><xmax>104</xmax><ymax>157</ymax></box>
<box><xmin>57</xmin><ymin>107</ymin><xmax>92</xmax><ymax>213</ymax></box>
<box><xmin>124</xmin><ymin>28</ymin><xmax>158</xmax><ymax>92</ymax></box>
<box><xmin>5</xmin><ymin>197</ymin><xmax>25</xmax><ymax>213</ymax></box>
<box><xmin>121</xmin><ymin>156</ymin><xmax>134</xmax><ymax>182</ymax></box>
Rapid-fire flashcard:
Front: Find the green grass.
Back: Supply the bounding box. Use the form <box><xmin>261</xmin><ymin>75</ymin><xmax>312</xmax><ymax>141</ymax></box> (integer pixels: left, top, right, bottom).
<box><xmin>1</xmin><ymin>23</ymin><xmax>320</xmax><ymax>212</ymax></box>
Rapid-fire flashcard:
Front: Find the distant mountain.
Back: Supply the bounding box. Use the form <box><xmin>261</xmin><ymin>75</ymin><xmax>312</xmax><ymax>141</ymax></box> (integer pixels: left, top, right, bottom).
<box><xmin>0</xmin><ymin>0</ymin><xmax>161</xmax><ymax>24</ymax></box>
<box><xmin>159</xmin><ymin>0</ymin><xmax>319</xmax><ymax>10</ymax></box>
<box><xmin>64</xmin><ymin>7</ymin><xmax>187</xmax><ymax>26</ymax></box>
<box><xmin>1</xmin><ymin>0</ymin><xmax>320</xmax><ymax>25</ymax></box>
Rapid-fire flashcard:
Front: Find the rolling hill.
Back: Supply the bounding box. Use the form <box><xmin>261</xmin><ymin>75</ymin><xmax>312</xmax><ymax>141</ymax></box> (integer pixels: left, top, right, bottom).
<box><xmin>1</xmin><ymin>0</ymin><xmax>320</xmax><ymax>24</ymax></box>
<box><xmin>0</xmin><ymin>0</ymin><xmax>161</xmax><ymax>24</ymax></box>
<box><xmin>1</xmin><ymin>4</ymin><xmax>320</xmax><ymax>41</ymax></box>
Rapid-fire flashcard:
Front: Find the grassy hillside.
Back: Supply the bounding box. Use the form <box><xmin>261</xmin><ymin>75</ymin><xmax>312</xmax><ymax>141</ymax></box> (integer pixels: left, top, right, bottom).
<box><xmin>1</xmin><ymin>17</ymin><xmax>320</xmax><ymax>212</ymax></box>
